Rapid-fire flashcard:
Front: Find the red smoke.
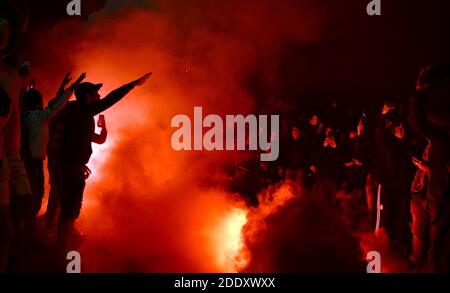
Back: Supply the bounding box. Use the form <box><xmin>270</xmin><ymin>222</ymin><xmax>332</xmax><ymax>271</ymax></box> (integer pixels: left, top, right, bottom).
<box><xmin>241</xmin><ymin>181</ymin><xmax>365</xmax><ymax>272</ymax></box>
<box><xmin>27</xmin><ymin>0</ymin><xmax>329</xmax><ymax>272</ymax></box>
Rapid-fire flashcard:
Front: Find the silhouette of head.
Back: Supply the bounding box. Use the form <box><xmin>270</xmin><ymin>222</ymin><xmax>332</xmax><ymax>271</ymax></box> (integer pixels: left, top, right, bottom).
<box><xmin>75</xmin><ymin>82</ymin><xmax>102</xmax><ymax>104</ymax></box>
<box><xmin>22</xmin><ymin>89</ymin><xmax>43</xmax><ymax>111</ymax></box>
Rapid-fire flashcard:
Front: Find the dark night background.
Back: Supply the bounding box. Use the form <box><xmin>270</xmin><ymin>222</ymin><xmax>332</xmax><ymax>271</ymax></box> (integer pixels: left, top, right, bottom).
<box><xmin>21</xmin><ymin>0</ymin><xmax>450</xmax><ymax>109</ymax></box>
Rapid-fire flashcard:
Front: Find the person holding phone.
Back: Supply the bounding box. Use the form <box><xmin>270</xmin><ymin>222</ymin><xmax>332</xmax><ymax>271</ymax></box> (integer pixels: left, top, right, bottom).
<box><xmin>311</xmin><ymin>126</ymin><xmax>343</xmax><ymax>207</ymax></box>
<box><xmin>55</xmin><ymin>73</ymin><xmax>151</xmax><ymax>246</ymax></box>
<box><xmin>92</xmin><ymin>114</ymin><xmax>107</xmax><ymax>147</ymax></box>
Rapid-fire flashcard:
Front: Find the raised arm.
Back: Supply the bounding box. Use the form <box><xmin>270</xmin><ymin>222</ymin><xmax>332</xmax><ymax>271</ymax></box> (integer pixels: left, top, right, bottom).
<box><xmin>56</xmin><ymin>72</ymin><xmax>71</xmax><ymax>97</ymax></box>
<box><xmin>42</xmin><ymin>72</ymin><xmax>86</xmax><ymax>121</ymax></box>
<box><xmin>86</xmin><ymin>73</ymin><xmax>152</xmax><ymax>116</ymax></box>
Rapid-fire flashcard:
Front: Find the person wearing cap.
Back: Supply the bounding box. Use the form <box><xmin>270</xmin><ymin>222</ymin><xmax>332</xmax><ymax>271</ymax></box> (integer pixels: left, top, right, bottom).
<box><xmin>55</xmin><ymin>72</ymin><xmax>151</xmax><ymax>246</ymax></box>
<box><xmin>19</xmin><ymin>72</ymin><xmax>85</xmax><ymax>240</ymax></box>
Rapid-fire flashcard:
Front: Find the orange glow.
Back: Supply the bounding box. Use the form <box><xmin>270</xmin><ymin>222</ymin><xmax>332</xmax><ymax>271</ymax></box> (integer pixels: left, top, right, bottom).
<box><xmin>32</xmin><ymin>0</ymin><xmax>325</xmax><ymax>272</ymax></box>
<box><xmin>213</xmin><ymin>207</ymin><xmax>249</xmax><ymax>272</ymax></box>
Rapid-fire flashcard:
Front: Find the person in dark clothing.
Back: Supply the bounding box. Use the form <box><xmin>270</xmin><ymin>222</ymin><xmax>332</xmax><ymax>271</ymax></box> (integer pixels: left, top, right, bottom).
<box><xmin>323</xmin><ymin>99</ymin><xmax>344</xmax><ymax>133</ymax></box>
<box><xmin>343</xmin><ymin>131</ymin><xmax>358</xmax><ymax>192</ymax></box>
<box><xmin>283</xmin><ymin>126</ymin><xmax>309</xmax><ymax>184</ymax></box>
<box><xmin>285</xmin><ymin>126</ymin><xmax>307</xmax><ymax>170</ymax></box>
<box><xmin>1</xmin><ymin>1</ymin><xmax>32</xmax><ymax>272</ymax></box>
<box><xmin>45</xmin><ymin>102</ymin><xmax>66</xmax><ymax>231</ymax></box>
<box><xmin>410</xmin><ymin>65</ymin><xmax>450</xmax><ymax>271</ymax></box>
<box><xmin>303</xmin><ymin>114</ymin><xmax>322</xmax><ymax>149</ymax></box>
<box><xmin>365</xmin><ymin>102</ymin><xmax>397</xmax><ymax>231</ymax></box>
<box><xmin>342</xmin><ymin>122</ymin><xmax>368</xmax><ymax>193</ymax></box>
<box><xmin>44</xmin><ymin>75</ymin><xmax>90</xmax><ymax>231</ymax></box>
<box><xmin>303</xmin><ymin>114</ymin><xmax>322</xmax><ymax>190</ymax></box>
<box><xmin>409</xmin><ymin>142</ymin><xmax>431</xmax><ymax>268</ymax></box>
<box><xmin>56</xmin><ymin>72</ymin><xmax>152</xmax><ymax>245</ymax></box>
<box><xmin>381</xmin><ymin>119</ymin><xmax>415</xmax><ymax>252</ymax></box>
<box><xmin>19</xmin><ymin>73</ymin><xmax>85</xmax><ymax>239</ymax></box>
<box><xmin>311</xmin><ymin>127</ymin><xmax>343</xmax><ymax>207</ymax></box>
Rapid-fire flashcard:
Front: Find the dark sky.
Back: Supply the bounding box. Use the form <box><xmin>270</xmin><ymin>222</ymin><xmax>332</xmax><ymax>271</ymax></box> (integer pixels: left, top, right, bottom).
<box><xmin>278</xmin><ymin>0</ymin><xmax>450</xmax><ymax>102</ymax></box>
<box><xmin>22</xmin><ymin>0</ymin><xmax>450</xmax><ymax>107</ymax></box>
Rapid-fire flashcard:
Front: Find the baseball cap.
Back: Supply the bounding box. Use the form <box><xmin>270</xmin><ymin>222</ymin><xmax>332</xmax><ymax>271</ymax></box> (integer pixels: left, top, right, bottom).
<box><xmin>75</xmin><ymin>82</ymin><xmax>103</xmax><ymax>100</ymax></box>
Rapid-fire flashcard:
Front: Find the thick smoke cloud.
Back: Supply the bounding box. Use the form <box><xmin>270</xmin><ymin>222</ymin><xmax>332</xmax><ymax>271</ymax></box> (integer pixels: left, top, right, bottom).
<box><xmin>25</xmin><ymin>0</ymin><xmax>339</xmax><ymax>272</ymax></box>
<box><xmin>242</xmin><ymin>181</ymin><xmax>365</xmax><ymax>273</ymax></box>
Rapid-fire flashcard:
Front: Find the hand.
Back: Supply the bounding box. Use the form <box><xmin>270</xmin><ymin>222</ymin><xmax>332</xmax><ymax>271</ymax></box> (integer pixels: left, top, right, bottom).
<box><xmin>416</xmin><ymin>66</ymin><xmax>431</xmax><ymax>92</ymax></box>
<box><xmin>345</xmin><ymin>161</ymin><xmax>354</xmax><ymax>167</ymax></box>
<box><xmin>97</xmin><ymin>115</ymin><xmax>106</xmax><ymax>129</ymax></box>
<box><xmin>68</xmin><ymin>72</ymin><xmax>87</xmax><ymax>91</ymax></box>
<box><xmin>353</xmin><ymin>159</ymin><xmax>363</xmax><ymax>166</ymax></box>
<box><xmin>382</xmin><ymin>103</ymin><xmax>395</xmax><ymax>115</ymax></box>
<box><xmin>132</xmin><ymin>72</ymin><xmax>152</xmax><ymax>87</ymax></box>
<box><xmin>83</xmin><ymin>165</ymin><xmax>92</xmax><ymax>179</ymax></box>
<box><xmin>59</xmin><ymin>72</ymin><xmax>73</xmax><ymax>90</ymax></box>
<box><xmin>324</xmin><ymin>137</ymin><xmax>336</xmax><ymax>148</ymax></box>
<box><xmin>310</xmin><ymin>165</ymin><xmax>317</xmax><ymax>174</ymax></box>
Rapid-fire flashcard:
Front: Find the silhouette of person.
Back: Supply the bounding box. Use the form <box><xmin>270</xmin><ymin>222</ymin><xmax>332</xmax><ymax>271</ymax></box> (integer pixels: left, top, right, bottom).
<box><xmin>20</xmin><ymin>73</ymin><xmax>85</xmax><ymax>239</ymax></box>
<box><xmin>0</xmin><ymin>1</ymin><xmax>32</xmax><ymax>272</ymax></box>
<box><xmin>55</xmin><ymin>73</ymin><xmax>151</xmax><ymax>246</ymax></box>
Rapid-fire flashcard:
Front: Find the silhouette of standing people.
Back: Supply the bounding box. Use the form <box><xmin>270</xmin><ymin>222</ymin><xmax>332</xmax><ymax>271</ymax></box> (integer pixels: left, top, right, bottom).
<box><xmin>55</xmin><ymin>73</ymin><xmax>152</xmax><ymax>246</ymax></box>
<box><xmin>0</xmin><ymin>0</ymin><xmax>32</xmax><ymax>272</ymax></box>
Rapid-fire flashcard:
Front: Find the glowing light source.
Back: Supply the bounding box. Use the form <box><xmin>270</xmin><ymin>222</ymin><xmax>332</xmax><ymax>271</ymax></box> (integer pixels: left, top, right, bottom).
<box><xmin>215</xmin><ymin>207</ymin><xmax>249</xmax><ymax>272</ymax></box>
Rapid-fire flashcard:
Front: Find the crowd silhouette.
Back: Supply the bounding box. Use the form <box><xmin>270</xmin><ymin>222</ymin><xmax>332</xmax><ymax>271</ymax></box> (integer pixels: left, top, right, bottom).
<box><xmin>1</xmin><ymin>0</ymin><xmax>449</xmax><ymax>273</ymax></box>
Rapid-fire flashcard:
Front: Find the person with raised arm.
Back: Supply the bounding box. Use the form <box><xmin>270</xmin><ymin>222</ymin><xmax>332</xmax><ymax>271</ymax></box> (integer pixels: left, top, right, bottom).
<box><xmin>20</xmin><ymin>72</ymin><xmax>85</xmax><ymax>240</ymax></box>
<box><xmin>56</xmin><ymin>72</ymin><xmax>152</xmax><ymax>246</ymax></box>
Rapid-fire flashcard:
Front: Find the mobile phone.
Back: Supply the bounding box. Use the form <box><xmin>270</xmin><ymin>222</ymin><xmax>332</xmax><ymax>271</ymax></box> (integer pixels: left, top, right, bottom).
<box><xmin>98</xmin><ymin>114</ymin><xmax>105</xmax><ymax>127</ymax></box>
<box><xmin>27</xmin><ymin>79</ymin><xmax>36</xmax><ymax>91</ymax></box>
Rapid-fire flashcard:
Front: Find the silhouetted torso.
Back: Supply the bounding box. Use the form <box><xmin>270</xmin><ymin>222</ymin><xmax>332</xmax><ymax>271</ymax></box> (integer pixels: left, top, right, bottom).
<box><xmin>59</xmin><ymin>101</ymin><xmax>95</xmax><ymax>166</ymax></box>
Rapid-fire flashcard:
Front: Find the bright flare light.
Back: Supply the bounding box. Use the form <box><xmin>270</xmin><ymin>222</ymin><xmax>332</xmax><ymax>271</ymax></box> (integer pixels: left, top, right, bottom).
<box><xmin>215</xmin><ymin>207</ymin><xmax>249</xmax><ymax>272</ymax></box>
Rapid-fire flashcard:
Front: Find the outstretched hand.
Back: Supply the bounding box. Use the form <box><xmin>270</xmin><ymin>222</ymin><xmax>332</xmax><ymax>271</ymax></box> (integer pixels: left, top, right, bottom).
<box><xmin>68</xmin><ymin>72</ymin><xmax>87</xmax><ymax>91</ymax></box>
<box><xmin>132</xmin><ymin>72</ymin><xmax>152</xmax><ymax>87</ymax></box>
<box><xmin>59</xmin><ymin>73</ymin><xmax>73</xmax><ymax>90</ymax></box>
